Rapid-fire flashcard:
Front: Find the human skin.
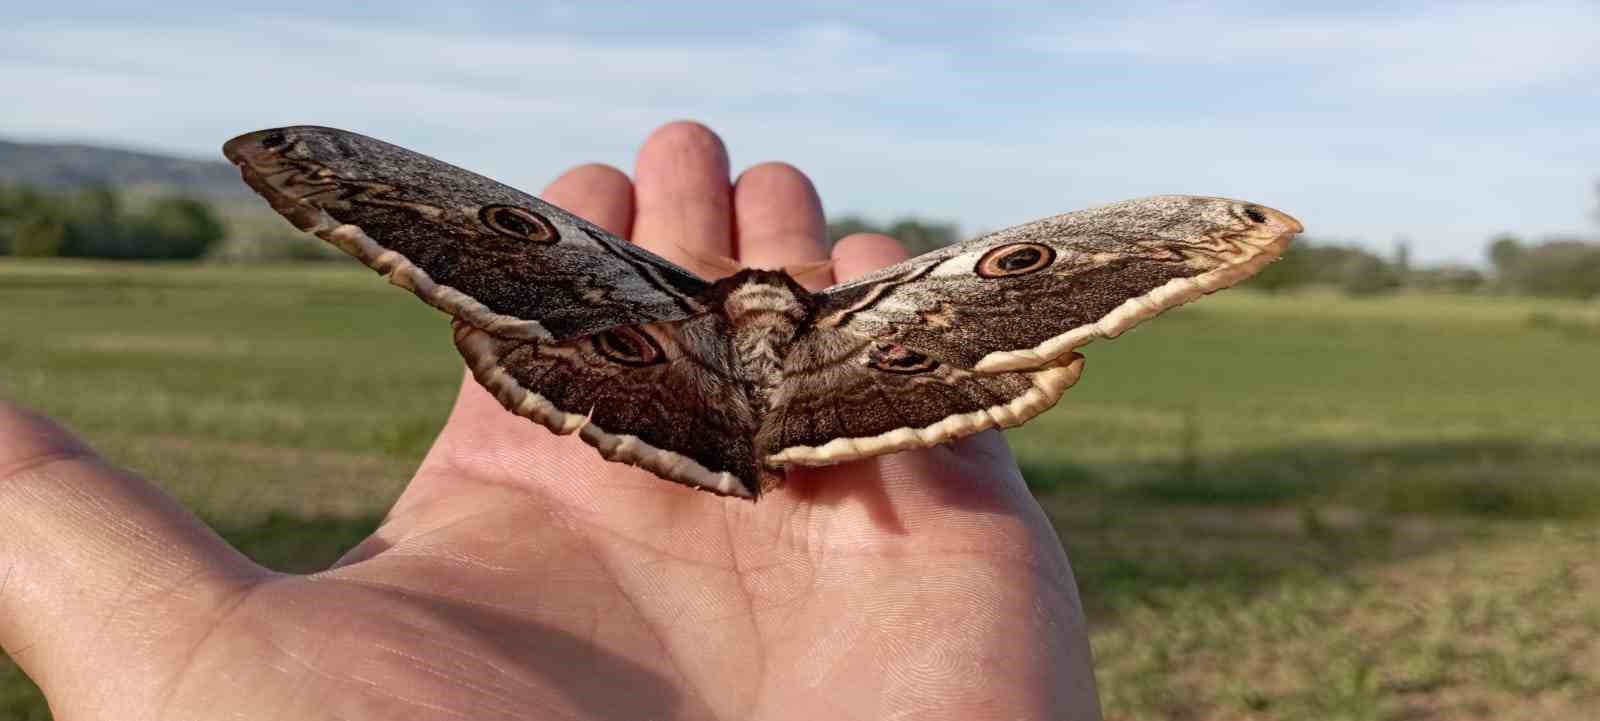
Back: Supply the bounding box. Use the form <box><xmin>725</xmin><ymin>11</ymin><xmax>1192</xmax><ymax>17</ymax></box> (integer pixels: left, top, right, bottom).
<box><xmin>0</xmin><ymin>122</ymin><xmax>1103</xmax><ymax>721</ymax></box>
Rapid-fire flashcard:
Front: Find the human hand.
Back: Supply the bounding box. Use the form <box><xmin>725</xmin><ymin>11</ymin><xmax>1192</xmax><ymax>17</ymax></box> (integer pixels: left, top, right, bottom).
<box><xmin>0</xmin><ymin>122</ymin><xmax>1101</xmax><ymax>720</ymax></box>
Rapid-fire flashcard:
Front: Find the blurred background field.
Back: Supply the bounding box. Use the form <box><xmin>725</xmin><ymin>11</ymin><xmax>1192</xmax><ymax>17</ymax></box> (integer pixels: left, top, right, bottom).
<box><xmin>3</xmin><ymin>258</ymin><xmax>1598</xmax><ymax>720</ymax></box>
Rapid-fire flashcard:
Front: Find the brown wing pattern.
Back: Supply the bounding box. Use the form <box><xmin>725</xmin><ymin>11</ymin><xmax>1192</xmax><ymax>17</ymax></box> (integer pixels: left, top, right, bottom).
<box><xmin>224</xmin><ymin>126</ymin><xmax>710</xmax><ymax>342</ymax></box>
<box><xmin>814</xmin><ymin>196</ymin><xmax>1301</xmax><ymax>373</ymax></box>
<box><xmin>757</xmin><ymin>328</ymin><xmax>1084</xmax><ymax>467</ymax></box>
<box><xmin>455</xmin><ymin>313</ymin><xmax>764</xmax><ymax>498</ymax></box>
<box><xmin>766</xmin><ymin>196</ymin><xmax>1300</xmax><ymax>467</ymax></box>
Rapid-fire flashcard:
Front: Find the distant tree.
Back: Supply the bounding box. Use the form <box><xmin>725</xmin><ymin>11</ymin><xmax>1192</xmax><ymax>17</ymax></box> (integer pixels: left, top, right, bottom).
<box><xmin>1408</xmin><ymin>264</ymin><xmax>1486</xmax><ymax>293</ymax></box>
<box><xmin>70</xmin><ymin>185</ymin><xmax>120</xmax><ymax>226</ymax></box>
<box><xmin>827</xmin><ymin>214</ymin><xmax>960</xmax><ymax>256</ymax></box>
<box><xmin>1250</xmin><ymin>239</ymin><xmax>1401</xmax><ymax>295</ymax></box>
<box><xmin>126</xmin><ymin>196</ymin><xmax>225</xmax><ymax>260</ymax></box>
<box><xmin>1498</xmin><ymin>238</ymin><xmax>1600</xmax><ymax>299</ymax></box>
<box><xmin>0</xmin><ymin>183</ymin><xmax>54</xmax><ymax>255</ymax></box>
<box><xmin>1338</xmin><ymin>251</ymin><xmax>1403</xmax><ymax>296</ymax></box>
<box><xmin>1393</xmin><ymin>238</ymin><xmax>1411</xmax><ymax>275</ymax></box>
<box><xmin>57</xmin><ymin>184</ymin><xmax>130</xmax><ymax>257</ymax></box>
<box><xmin>0</xmin><ymin>183</ymin><xmax>49</xmax><ymax>219</ymax></box>
<box><xmin>0</xmin><ymin>187</ymin><xmax>16</xmax><ymax>254</ymax></box>
<box><xmin>1487</xmin><ymin>234</ymin><xmax>1524</xmax><ymax>276</ymax></box>
<box><xmin>825</xmin><ymin>216</ymin><xmax>878</xmax><ymax>245</ymax></box>
<box><xmin>1249</xmin><ymin>240</ymin><xmax>1318</xmax><ymax>292</ymax></box>
<box><xmin>885</xmin><ymin>218</ymin><xmax>959</xmax><ymax>255</ymax></box>
<box><xmin>0</xmin><ymin>181</ymin><xmax>225</xmax><ymax>260</ymax></box>
<box><xmin>14</xmin><ymin>216</ymin><xmax>67</xmax><ymax>256</ymax></box>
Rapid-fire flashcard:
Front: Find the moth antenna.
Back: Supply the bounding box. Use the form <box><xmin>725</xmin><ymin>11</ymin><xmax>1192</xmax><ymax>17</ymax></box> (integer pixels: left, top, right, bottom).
<box><xmin>673</xmin><ymin>241</ymin><xmax>744</xmax><ymax>277</ymax></box>
<box><xmin>783</xmin><ymin>259</ymin><xmax>835</xmax><ymax>281</ymax></box>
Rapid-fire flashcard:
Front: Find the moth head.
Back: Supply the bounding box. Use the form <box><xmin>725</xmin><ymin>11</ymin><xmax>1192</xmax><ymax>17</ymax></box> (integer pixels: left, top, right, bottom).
<box><xmin>715</xmin><ymin>269</ymin><xmax>811</xmax><ymax>324</ymax></box>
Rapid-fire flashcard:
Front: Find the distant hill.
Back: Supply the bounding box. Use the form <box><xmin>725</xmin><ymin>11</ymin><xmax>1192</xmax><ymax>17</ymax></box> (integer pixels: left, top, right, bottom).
<box><xmin>0</xmin><ymin>137</ymin><xmax>249</xmax><ymax>199</ymax></box>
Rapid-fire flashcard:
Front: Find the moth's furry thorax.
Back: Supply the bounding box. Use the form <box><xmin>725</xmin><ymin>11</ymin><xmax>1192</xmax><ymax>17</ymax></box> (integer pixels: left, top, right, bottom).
<box><xmin>711</xmin><ymin>269</ymin><xmax>814</xmax><ymax>325</ymax></box>
<box><xmin>710</xmin><ymin>269</ymin><xmax>817</xmax><ymax>403</ymax></box>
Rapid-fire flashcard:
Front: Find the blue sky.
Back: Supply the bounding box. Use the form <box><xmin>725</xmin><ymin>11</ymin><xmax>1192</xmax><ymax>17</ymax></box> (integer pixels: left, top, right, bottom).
<box><xmin>3</xmin><ymin>1</ymin><xmax>1596</xmax><ymax>264</ymax></box>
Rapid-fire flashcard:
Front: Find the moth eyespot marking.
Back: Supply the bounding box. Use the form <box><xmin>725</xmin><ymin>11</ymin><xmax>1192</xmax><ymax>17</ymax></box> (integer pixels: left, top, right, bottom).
<box><xmin>594</xmin><ymin>326</ymin><xmax>666</xmax><ymax>367</ymax></box>
<box><xmin>865</xmin><ymin>342</ymin><xmax>940</xmax><ymax>374</ymax></box>
<box><xmin>479</xmin><ymin>204</ymin><xmax>560</xmax><ymax>244</ymax></box>
<box><xmin>261</xmin><ymin>132</ymin><xmax>286</xmax><ymax>149</ymax></box>
<box><xmin>1243</xmin><ymin>206</ymin><xmax>1268</xmax><ymax>224</ymax></box>
<box><xmin>976</xmin><ymin>242</ymin><xmax>1056</xmax><ymax>278</ymax></box>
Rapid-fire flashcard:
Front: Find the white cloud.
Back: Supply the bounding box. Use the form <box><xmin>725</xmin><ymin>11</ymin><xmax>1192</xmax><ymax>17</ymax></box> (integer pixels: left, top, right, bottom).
<box><xmin>1031</xmin><ymin>1</ymin><xmax>1600</xmax><ymax>95</ymax></box>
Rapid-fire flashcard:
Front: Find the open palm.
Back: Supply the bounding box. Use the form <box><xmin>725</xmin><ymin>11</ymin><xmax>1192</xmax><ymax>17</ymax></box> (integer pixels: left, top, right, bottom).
<box><xmin>0</xmin><ymin>123</ymin><xmax>1100</xmax><ymax>721</ymax></box>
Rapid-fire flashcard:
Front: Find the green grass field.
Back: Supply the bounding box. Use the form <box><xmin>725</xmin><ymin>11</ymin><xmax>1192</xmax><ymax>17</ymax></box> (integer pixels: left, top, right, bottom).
<box><xmin>3</xmin><ymin>259</ymin><xmax>1598</xmax><ymax>720</ymax></box>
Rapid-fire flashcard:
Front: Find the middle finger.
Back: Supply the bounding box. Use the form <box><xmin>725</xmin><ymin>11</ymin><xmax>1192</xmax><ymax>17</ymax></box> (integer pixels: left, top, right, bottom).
<box><xmin>629</xmin><ymin>121</ymin><xmax>734</xmax><ymax>276</ymax></box>
<box><xmin>732</xmin><ymin>161</ymin><xmax>831</xmax><ymax>289</ymax></box>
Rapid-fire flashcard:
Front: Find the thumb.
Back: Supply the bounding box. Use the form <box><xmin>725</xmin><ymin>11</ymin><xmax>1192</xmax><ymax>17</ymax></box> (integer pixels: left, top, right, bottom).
<box><xmin>0</xmin><ymin>403</ymin><xmax>265</xmax><ymax>705</ymax></box>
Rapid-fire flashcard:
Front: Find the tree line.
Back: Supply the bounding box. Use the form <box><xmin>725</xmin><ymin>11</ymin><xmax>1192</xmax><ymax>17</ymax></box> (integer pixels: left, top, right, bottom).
<box><xmin>0</xmin><ymin>182</ymin><xmax>223</xmax><ymax>260</ymax></box>
<box><xmin>1241</xmin><ymin>233</ymin><xmax>1599</xmax><ymax>299</ymax></box>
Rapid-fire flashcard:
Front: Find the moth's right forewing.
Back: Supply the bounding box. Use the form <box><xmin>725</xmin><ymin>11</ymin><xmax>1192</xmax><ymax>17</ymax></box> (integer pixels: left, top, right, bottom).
<box><xmin>812</xmin><ymin>195</ymin><xmax>1300</xmax><ymax>372</ymax></box>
